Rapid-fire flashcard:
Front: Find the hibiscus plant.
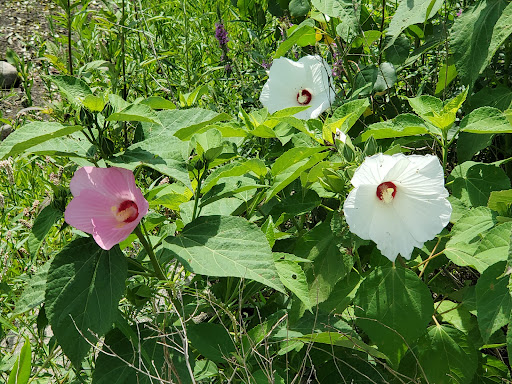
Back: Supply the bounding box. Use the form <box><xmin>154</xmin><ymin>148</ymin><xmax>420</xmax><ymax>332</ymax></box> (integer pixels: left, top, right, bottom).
<box><xmin>2</xmin><ymin>0</ymin><xmax>512</xmax><ymax>383</ymax></box>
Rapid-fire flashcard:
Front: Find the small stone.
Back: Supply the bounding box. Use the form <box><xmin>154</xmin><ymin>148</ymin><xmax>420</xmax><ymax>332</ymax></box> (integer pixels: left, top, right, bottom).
<box><xmin>0</xmin><ymin>61</ymin><xmax>19</xmax><ymax>89</ymax></box>
<box><xmin>0</xmin><ymin>125</ymin><xmax>12</xmax><ymax>141</ymax></box>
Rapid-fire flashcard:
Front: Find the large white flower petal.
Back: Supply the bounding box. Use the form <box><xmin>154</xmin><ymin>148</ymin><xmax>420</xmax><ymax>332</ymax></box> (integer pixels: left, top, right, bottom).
<box><xmin>344</xmin><ymin>153</ymin><xmax>452</xmax><ymax>262</ymax></box>
<box><xmin>344</xmin><ymin>184</ymin><xmax>380</xmax><ymax>240</ymax></box>
<box><xmin>392</xmin><ymin>188</ymin><xmax>452</xmax><ymax>243</ymax></box>
<box><xmin>385</xmin><ymin>155</ymin><xmax>447</xmax><ymax>197</ymax></box>
<box><xmin>259</xmin><ymin>83</ymin><xmax>296</xmax><ymax>114</ymax></box>
<box><xmin>259</xmin><ymin>55</ymin><xmax>335</xmax><ymax>120</ymax></box>
<box><xmin>367</xmin><ymin>202</ymin><xmax>422</xmax><ymax>261</ymax></box>
<box><xmin>351</xmin><ymin>153</ymin><xmax>404</xmax><ymax>187</ymax></box>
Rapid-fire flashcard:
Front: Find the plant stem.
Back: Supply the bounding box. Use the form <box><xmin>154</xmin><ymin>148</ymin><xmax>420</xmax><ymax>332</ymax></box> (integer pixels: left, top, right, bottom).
<box><xmin>377</xmin><ymin>0</ymin><xmax>387</xmax><ymax>64</ymax></box>
<box><xmin>67</xmin><ymin>0</ymin><xmax>73</xmax><ymax>75</ymax></box>
<box><xmin>134</xmin><ymin>225</ymin><xmax>166</xmax><ymax>281</ymax></box>
<box><xmin>191</xmin><ymin>164</ymin><xmax>207</xmax><ymax>221</ymax></box>
<box><xmin>182</xmin><ymin>0</ymin><xmax>191</xmax><ymax>88</ymax></box>
<box><xmin>441</xmin><ymin>130</ymin><xmax>449</xmax><ymax>173</ymax></box>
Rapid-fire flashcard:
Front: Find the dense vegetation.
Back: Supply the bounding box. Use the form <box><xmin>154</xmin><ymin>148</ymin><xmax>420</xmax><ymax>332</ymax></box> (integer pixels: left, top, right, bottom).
<box><xmin>2</xmin><ymin>0</ymin><xmax>512</xmax><ymax>382</ymax></box>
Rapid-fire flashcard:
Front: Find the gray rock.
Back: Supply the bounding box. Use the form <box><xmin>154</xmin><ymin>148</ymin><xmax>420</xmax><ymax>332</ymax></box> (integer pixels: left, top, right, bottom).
<box><xmin>0</xmin><ymin>61</ymin><xmax>19</xmax><ymax>89</ymax></box>
<box><xmin>1</xmin><ymin>124</ymin><xmax>12</xmax><ymax>141</ymax></box>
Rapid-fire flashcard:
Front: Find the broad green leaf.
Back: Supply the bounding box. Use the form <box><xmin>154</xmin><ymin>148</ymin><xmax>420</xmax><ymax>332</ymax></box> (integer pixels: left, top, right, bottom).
<box><xmin>26</xmin><ymin>205</ymin><xmax>62</xmax><ymax>257</ymax></box>
<box><xmin>250</xmin><ymin>124</ymin><xmax>277</xmax><ymax>138</ymax></box>
<box><xmin>289</xmin><ymin>0</ymin><xmax>310</xmax><ymax>16</ymax></box>
<box><xmin>92</xmin><ymin>324</ymin><xmax>186</xmax><ymax>384</ymax></box>
<box><xmin>444</xmin><ymin>242</ymin><xmax>488</xmax><ymax>273</ymax></box>
<box><xmin>202</xmin><ymin>159</ymin><xmax>267</xmax><ymax>194</ymax></box>
<box><xmin>267</xmin><ymin>148</ymin><xmax>327</xmax><ymax>200</ymax></box>
<box><xmin>188</xmin><ymin>323</ymin><xmax>236</xmax><ymax>363</ymax></box>
<box><xmin>169</xmin><ymin>110</ymin><xmax>231</xmax><ymax>140</ymax></box>
<box><xmin>436</xmin><ymin>300</ymin><xmax>475</xmax><ymax>333</ymax></box>
<box><xmin>329</xmin><ymin>98</ymin><xmax>370</xmax><ymax>132</ymax></box>
<box><xmin>457</xmin><ymin>132</ymin><xmax>493</xmax><ymax>162</ymax></box>
<box><xmin>45</xmin><ymin>238</ymin><xmax>127</xmax><ymax>366</ymax></box>
<box><xmin>162</xmin><ymin>216</ymin><xmax>285</xmax><ymax>292</ymax></box>
<box><xmin>297</xmin><ymin>332</ymin><xmax>388</xmax><ymax>360</ymax></box>
<box><xmin>275</xmin><ymin>25</ymin><xmax>315</xmax><ymax>58</ymax></box>
<box><xmin>318</xmin><ymin>271</ymin><xmax>362</xmax><ymax>314</ymax></box>
<box><xmin>460</xmin><ymin>107</ymin><xmax>512</xmax><ymax>134</ymax></box>
<box><xmin>386</xmin><ymin>35</ymin><xmax>411</xmax><ymax>66</ymax></box>
<box><xmin>444</xmin><ymin>207</ymin><xmax>498</xmax><ymax>271</ymax></box>
<box><xmin>468</xmin><ymin>84</ymin><xmax>512</xmax><ymax>111</ymax></box>
<box><xmin>251</xmin><ymin>370</ymin><xmax>285</xmax><ymax>384</ymax></box>
<box><xmin>111</xmin><ymin>111</ymin><xmax>198</xmax><ymax>186</ymax></box>
<box><xmin>270</xmin><ymin>106</ymin><xmax>310</xmax><ymax>118</ymax></box>
<box><xmin>179</xmin><ymin>198</ymin><xmax>242</xmax><ymax>225</ymax></box>
<box><xmin>146</xmin><ymin>183</ymin><xmax>192</xmax><ymax>211</ymax></box>
<box><xmin>269</xmin><ymin>189</ymin><xmax>321</xmax><ymax>219</ymax></box>
<box><xmin>448</xmin><ymin>162</ymin><xmax>511</xmax><ymax>207</ymax></box>
<box><xmin>448</xmin><ymin>207</ymin><xmax>497</xmax><ymax>244</ymax></box>
<box><xmin>110</xmin><ymin>144</ymin><xmax>190</xmax><ymax>189</ymax></box>
<box><xmin>140</xmin><ymin>96</ymin><xmax>176</xmax><ymax>110</ymax></box>
<box><xmin>473</xmin><ymin>222</ymin><xmax>512</xmax><ymax>270</ymax></box>
<box><xmin>7</xmin><ymin>338</ymin><xmax>31</xmax><ymax>384</ymax></box>
<box><xmin>373</xmin><ymin>62</ymin><xmax>397</xmax><ymax>92</ymax></box>
<box><xmin>311</xmin><ymin>0</ymin><xmax>360</xmax><ymax>40</ymax></box>
<box><xmin>435</xmin><ymin>62</ymin><xmax>457</xmax><ymax>95</ymax></box>
<box><xmin>450</xmin><ymin>0</ymin><xmax>512</xmax><ymax>86</ymax></box>
<box><xmin>108</xmin><ymin>94</ymin><xmax>129</xmax><ymax>111</ymax></box>
<box><xmin>191</xmin><ymin>129</ymin><xmax>223</xmax><ymax>161</ymax></box>
<box><xmin>83</xmin><ymin>95</ymin><xmax>105</xmax><ymax>112</ymax></box>
<box><xmin>385</xmin><ymin>0</ymin><xmax>444</xmax><ymax>48</ymax></box>
<box><xmin>473</xmin><ymin>354</ymin><xmax>511</xmax><ymax>383</ymax></box>
<box><xmin>0</xmin><ymin>122</ymin><xmax>83</xmax><ymax>160</ymax></box>
<box><xmin>488</xmin><ymin>189</ymin><xmax>512</xmax><ymax>215</ymax></box>
<box><xmin>413</xmin><ymin>325</ymin><xmax>478</xmax><ymax>383</ymax></box>
<box><xmin>408</xmin><ymin>94</ymin><xmax>443</xmax><ymax>117</ymax></box>
<box><xmin>13</xmin><ymin>262</ymin><xmax>51</xmax><ymax>315</ymax></box>
<box><xmin>106</xmin><ymin>104</ymin><xmax>161</xmax><ymax>125</ymax></box>
<box><xmin>407</xmin><ymin>91</ymin><xmax>467</xmax><ymax>131</ymax></box>
<box><xmin>23</xmin><ymin>130</ymin><xmax>95</xmax><ymax>158</ymax></box>
<box><xmin>182</xmin><ymin>84</ymin><xmax>209</xmax><ymax>107</ymax></box>
<box><xmin>361</xmin><ymin>113</ymin><xmax>430</xmax><ymax>141</ymax></box>
<box><xmin>476</xmin><ymin>261</ymin><xmax>511</xmax><ymax>342</ymax></box>
<box><xmin>200</xmin><ymin>176</ymin><xmax>263</xmax><ymax>207</ymax></box>
<box><xmin>274</xmin><ymin>255</ymin><xmax>311</xmax><ymax>309</ymax></box>
<box><xmin>295</xmin><ymin>219</ymin><xmax>354</xmax><ymax>305</ymax></box>
<box><xmin>48</xmin><ymin>75</ymin><xmax>92</xmax><ymax>106</ymax></box>
<box><xmin>273</xmin><ymin>147</ymin><xmax>324</xmax><ymax>177</ymax></box>
<box><xmin>354</xmin><ymin>266</ymin><xmax>434</xmax><ymax>365</ymax></box>
<box><xmin>194</xmin><ymin>360</ymin><xmax>218</xmax><ymax>382</ymax></box>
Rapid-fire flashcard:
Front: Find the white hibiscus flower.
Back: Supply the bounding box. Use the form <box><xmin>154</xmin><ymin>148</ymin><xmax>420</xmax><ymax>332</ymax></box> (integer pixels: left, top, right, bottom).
<box><xmin>259</xmin><ymin>55</ymin><xmax>335</xmax><ymax>120</ymax></box>
<box><xmin>343</xmin><ymin>153</ymin><xmax>452</xmax><ymax>261</ymax></box>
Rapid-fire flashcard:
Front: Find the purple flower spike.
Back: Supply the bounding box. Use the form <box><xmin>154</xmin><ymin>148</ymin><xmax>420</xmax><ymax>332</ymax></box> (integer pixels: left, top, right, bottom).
<box><xmin>215</xmin><ymin>22</ymin><xmax>229</xmax><ymax>47</ymax></box>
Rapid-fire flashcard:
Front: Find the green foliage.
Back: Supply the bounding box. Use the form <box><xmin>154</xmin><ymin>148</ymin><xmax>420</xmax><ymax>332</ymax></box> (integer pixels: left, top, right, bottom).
<box><xmin>45</xmin><ymin>238</ymin><xmax>127</xmax><ymax>366</ymax></box>
<box><xmin>3</xmin><ymin>0</ymin><xmax>512</xmax><ymax>381</ymax></box>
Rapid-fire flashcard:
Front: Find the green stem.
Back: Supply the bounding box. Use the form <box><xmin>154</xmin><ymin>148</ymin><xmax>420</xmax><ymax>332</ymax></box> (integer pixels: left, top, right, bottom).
<box><xmin>182</xmin><ymin>0</ymin><xmax>191</xmax><ymax>88</ymax></box>
<box><xmin>134</xmin><ymin>225</ymin><xmax>166</xmax><ymax>281</ymax></box>
<box><xmin>191</xmin><ymin>164</ymin><xmax>207</xmax><ymax>221</ymax></box>
<box><xmin>66</xmin><ymin>0</ymin><xmax>73</xmax><ymax>75</ymax></box>
<box><xmin>441</xmin><ymin>130</ymin><xmax>448</xmax><ymax>173</ymax></box>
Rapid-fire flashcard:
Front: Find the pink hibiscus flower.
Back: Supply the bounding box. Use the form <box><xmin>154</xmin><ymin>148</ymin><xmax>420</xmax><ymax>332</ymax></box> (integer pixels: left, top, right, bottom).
<box><xmin>64</xmin><ymin>166</ymin><xmax>149</xmax><ymax>250</ymax></box>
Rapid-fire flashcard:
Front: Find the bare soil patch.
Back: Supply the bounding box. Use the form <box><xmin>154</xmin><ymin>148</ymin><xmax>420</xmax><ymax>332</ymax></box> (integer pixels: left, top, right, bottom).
<box><xmin>0</xmin><ymin>0</ymin><xmax>57</xmax><ymax>121</ymax></box>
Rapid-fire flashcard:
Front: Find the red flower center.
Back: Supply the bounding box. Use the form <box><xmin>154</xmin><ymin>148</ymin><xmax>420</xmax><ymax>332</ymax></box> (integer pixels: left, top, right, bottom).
<box><xmin>376</xmin><ymin>181</ymin><xmax>397</xmax><ymax>203</ymax></box>
<box><xmin>297</xmin><ymin>89</ymin><xmax>312</xmax><ymax>105</ymax></box>
<box><xmin>117</xmin><ymin>200</ymin><xmax>139</xmax><ymax>223</ymax></box>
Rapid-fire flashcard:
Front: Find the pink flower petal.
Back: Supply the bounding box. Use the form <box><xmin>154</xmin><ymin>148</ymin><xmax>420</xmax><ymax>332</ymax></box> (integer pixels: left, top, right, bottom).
<box><xmin>64</xmin><ymin>189</ymin><xmax>118</xmax><ymax>233</ymax></box>
<box><xmin>70</xmin><ymin>167</ymin><xmax>138</xmax><ymax>201</ymax></box>
<box><xmin>92</xmin><ymin>216</ymin><xmax>138</xmax><ymax>250</ymax></box>
<box><xmin>65</xmin><ymin>166</ymin><xmax>149</xmax><ymax>250</ymax></box>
